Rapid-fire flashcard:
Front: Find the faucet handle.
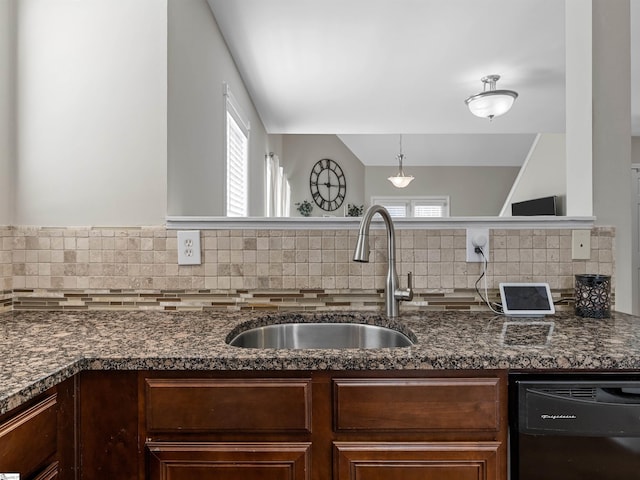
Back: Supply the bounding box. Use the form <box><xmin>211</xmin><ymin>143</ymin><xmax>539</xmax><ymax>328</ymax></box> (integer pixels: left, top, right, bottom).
<box><xmin>406</xmin><ymin>272</ymin><xmax>414</xmax><ymax>301</ymax></box>
<box><xmin>395</xmin><ymin>271</ymin><xmax>414</xmax><ymax>302</ymax></box>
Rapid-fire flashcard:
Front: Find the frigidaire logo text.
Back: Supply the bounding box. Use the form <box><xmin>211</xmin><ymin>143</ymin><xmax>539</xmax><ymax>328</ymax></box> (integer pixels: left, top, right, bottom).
<box><xmin>541</xmin><ymin>414</ymin><xmax>577</xmax><ymax>420</ymax></box>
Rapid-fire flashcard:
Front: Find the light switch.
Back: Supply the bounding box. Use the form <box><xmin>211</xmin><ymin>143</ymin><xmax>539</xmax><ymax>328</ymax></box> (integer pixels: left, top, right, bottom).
<box><xmin>571</xmin><ymin>230</ymin><xmax>591</xmax><ymax>260</ymax></box>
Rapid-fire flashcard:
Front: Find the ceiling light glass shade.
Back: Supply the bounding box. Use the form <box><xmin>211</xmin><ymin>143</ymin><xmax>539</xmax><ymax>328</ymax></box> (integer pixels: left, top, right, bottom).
<box><xmin>388</xmin><ymin>171</ymin><xmax>415</xmax><ymax>188</ymax></box>
<box><xmin>465</xmin><ymin>75</ymin><xmax>518</xmax><ymax>120</ymax></box>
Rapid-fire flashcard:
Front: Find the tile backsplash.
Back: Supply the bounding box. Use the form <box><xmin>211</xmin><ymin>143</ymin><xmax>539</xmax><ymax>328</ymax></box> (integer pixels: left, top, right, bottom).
<box><xmin>0</xmin><ymin>225</ymin><xmax>614</xmax><ymax>313</ymax></box>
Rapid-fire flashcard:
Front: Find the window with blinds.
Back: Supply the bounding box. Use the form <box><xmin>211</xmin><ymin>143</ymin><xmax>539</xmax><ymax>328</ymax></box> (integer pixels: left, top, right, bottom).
<box><xmin>225</xmin><ymin>85</ymin><xmax>250</xmax><ymax>217</ymax></box>
<box><xmin>370</xmin><ymin>196</ymin><xmax>449</xmax><ymax>218</ymax></box>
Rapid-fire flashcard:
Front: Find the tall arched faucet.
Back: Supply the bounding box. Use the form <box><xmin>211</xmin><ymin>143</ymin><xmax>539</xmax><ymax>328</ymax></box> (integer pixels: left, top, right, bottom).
<box><xmin>353</xmin><ymin>205</ymin><xmax>413</xmax><ymax>317</ymax></box>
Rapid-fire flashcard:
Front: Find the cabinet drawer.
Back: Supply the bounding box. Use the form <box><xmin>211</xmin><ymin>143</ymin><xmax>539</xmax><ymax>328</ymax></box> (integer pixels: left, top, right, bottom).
<box><xmin>0</xmin><ymin>394</ymin><xmax>57</xmax><ymax>477</ymax></box>
<box><xmin>333</xmin><ymin>378</ymin><xmax>500</xmax><ymax>432</ymax></box>
<box><xmin>334</xmin><ymin>442</ymin><xmax>501</xmax><ymax>480</ymax></box>
<box><xmin>147</xmin><ymin>442</ymin><xmax>311</xmax><ymax>480</ymax></box>
<box><xmin>146</xmin><ymin>378</ymin><xmax>312</xmax><ymax>433</ymax></box>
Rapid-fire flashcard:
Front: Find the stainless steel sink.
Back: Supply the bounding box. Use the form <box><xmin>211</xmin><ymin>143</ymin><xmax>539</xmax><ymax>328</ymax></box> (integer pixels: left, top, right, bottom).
<box><xmin>227</xmin><ymin>322</ymin><xmax>414</xmax><ymax>349</ymax></box>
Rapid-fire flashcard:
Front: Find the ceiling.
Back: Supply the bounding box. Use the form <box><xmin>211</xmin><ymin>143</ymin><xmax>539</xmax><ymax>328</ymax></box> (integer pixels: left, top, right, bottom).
<box><xmin>206</xmin><ymin>0</ymin><xmax>637</xmax><ymax>166</ymax></box>
<box><xmin>337</xmin><ymin>133</ymin><xmax>536</xmax><ymax>167</ymax></box>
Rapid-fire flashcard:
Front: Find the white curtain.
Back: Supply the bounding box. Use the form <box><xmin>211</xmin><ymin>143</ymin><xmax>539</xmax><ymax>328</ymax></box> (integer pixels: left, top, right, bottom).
<box><xmin>266</xmin><ymin>153</ymin><xmax>290</xmax><ymax>217</ymax></box>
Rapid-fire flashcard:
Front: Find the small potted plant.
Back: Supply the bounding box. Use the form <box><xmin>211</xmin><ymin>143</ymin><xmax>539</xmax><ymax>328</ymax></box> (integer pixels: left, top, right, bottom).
<box><xmin>346</xmin><ymin>204</ymin><xmax>364</xmax><ymax>217</ymax></box>
<box><xmin>295</xmin><ymin>200</ymin><xmax>313</xmax><ymax>217</ymax></box>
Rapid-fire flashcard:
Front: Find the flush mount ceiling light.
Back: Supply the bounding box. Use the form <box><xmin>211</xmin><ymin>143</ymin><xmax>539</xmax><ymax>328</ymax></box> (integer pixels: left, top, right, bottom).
<box><xmin>387</xmin><ymin>134</ymin><xmax>414</xmax><ymax>188</ymax></box>
<box><xmin>465</xmin><ymin>74</ymin><xmax>518</xmax><ymax>121</ymax></box>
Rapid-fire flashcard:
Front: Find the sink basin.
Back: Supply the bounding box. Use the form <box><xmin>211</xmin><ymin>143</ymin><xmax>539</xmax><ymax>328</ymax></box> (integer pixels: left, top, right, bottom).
<box><xmin>227</xmin><ymin>322</ymin><xmax>414</xmax><ymax>349</ymax></box>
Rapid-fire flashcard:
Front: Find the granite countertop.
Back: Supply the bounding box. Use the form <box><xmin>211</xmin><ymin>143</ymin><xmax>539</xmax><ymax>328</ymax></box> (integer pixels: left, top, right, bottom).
<box><xmin>2</xmin><ymin>309</ymin><xmax>640</xmax><ymax>414</ymax></box>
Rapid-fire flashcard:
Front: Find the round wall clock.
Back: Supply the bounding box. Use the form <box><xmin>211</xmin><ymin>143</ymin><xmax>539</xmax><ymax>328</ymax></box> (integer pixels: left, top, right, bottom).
<box><xmin>309</xmin><ymin>158</ymin><xmax>347</xmax><ymax>211</ymax></box>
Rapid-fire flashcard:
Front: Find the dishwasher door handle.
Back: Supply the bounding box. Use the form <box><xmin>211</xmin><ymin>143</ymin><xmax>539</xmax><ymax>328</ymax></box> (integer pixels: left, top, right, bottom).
<box><xmin>521</xmin><ymin>388</ymin><xmax>640</xmax><ymax>436</ymax></box>
<box><xmin>596</xmin><ymin>387</ymin><xmax>640</xmax><ymax>404</ymax></box>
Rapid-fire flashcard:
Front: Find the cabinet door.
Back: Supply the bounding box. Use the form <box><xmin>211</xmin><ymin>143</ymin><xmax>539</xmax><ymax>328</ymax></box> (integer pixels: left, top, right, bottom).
<box><xmin>334</xmin><ymin>442</ymin><xmax>501</xmax><ymax>480</ymax></box>
<box><xmin>32</xmin><ymin>462</ymin><xmax>58</xmax><ymax>480</ymax></box>
<box><xmin>0</xmin><ymin>394</ymin><xmax>57</xmax><ymax>478</ymax></box>
<box><xmin>147</xmin><ymin>442</ymin><xmax>311</xmax><ymax>480</ymax></box>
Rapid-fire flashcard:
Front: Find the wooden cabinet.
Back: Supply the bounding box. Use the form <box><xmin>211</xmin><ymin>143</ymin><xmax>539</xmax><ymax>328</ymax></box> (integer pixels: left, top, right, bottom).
<box><xmin>76</xmin><ymin>371</ymin><xmax>139</xmax><ymax>480</ymax></box>
<box><xmin>32</xmin><ymin>462</ymin><xmax>59</xmax><ymax>480</ymax></box>
<box><xmin>334</xmin><ymin>442</ymin><xmax>500</xmax><ymax>480</ymax></box>
<box><xmin>145</xmin><ymin>378</ymin><xmax>312</xmax><ymax>433</ymax></box>
<box><xmin>333</xmin><ymin>377</ymin><xmax>500</xmax><ymax>432</ymax></box>
<box><xmin>141</xmin><ymin>371</ymin><xmax>507</xmax><ymax>480</ymax></box>
<box><xmin>0</xmin><ymin>376</ymin><xmax>74</xmax><ymax>480</ymax></box>
<box><xmin>0</xmin><ymin>392</ymin><xmax>58</xmax><ymax>479</ymax></box>
<box><xmin>147</xmin><ymin>442</ymin><xmax>311</xmax><ymax>480</ymax></box>
<box><xmin>144</xmin><ymin>376</ymin><xmax>313</xmax><ymax>480</ymax></box>
<box><xmin>6</xmin><ymin>369</ymin><xmax>504</xmax><ymax>479</ymax></box>
<box><xmin>332</xmin><ymin>377</ymin><xmax>504</xmax><ymax>480</ymax></box>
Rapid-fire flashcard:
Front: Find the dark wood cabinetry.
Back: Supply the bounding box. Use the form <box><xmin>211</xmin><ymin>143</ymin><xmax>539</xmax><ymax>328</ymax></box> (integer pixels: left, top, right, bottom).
<box><xmin>143</xmin><ymin>375</ymin><xmax>315</xmax><ymax>480</ymax></box>
<box><xmin>76</xmin><ymin>371</ymin><xmax>139</xmax><ymax>480</ymax></box>
<box><xmin>1</xmin><ymin>369</ymin><xmax>507</xmax><ymax>480</ymax></box>
<box><xmin>32</xmin><ymin>462</ymin><xmax>60</xmax><ymax>480</ymax></box>
<box><xmin>333</xmin><ymin>377</ymin><xmax>500</xmax><ymax>432</ymax></box>
<box><xmin>147</xmin><ymin>442</ymin><xmax>311</xmax><ymax>480</ymax></box>
<box><xmin>334</xmin><ymin>442</ymin><xmax>500</xmax><ymax>480</ymax></box>
<box><xmin>0</xmin><ymin>391</ymin><xmax>58</xmax><ymax>479</ymax></box>
<box><xmin>331</xmin><ymin>376</ymin><xmax>504</xmax><ymax>480</ymax></box>
<box><xmin>145</xmin><ymin>378</ymin><xmax>312</xmax><ymax>433</ymax></box>
<box><xmin>142</xmin><ymin>371</ymin><xmax>507</xmax><ymax>480</ymax></box>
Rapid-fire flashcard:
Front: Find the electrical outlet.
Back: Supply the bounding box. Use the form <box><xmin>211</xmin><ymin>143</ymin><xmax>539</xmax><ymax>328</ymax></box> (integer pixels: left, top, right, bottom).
<box><xmin>571</xmin><ymin>230</ymin><xmax>591</xmax><ymax>260</ymax></box>
<box><xmin>466</xmin><ymin>228</ymin><xmax>490</xmax><ymax>262</ymax></box>
<box><xmin>177</xmin><ymin>230</ymin><xmax>201</xmax><ymax>265</ymax></box>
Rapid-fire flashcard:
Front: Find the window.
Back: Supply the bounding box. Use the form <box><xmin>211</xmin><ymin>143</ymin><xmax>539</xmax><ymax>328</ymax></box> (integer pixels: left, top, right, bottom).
<box><xmin>265</xmin><ymin>153</ymin><xmax>291</xmax><ymax>217</ymax></box>
<box><xmin>370</xmin><ymin>196</ymin><xmax>449</xmax><ymax>218</ymax></box>
<box><xmin>224</xmin><ymin>85</ymin><xmax>250</xmax><ymax>217</ymax></box>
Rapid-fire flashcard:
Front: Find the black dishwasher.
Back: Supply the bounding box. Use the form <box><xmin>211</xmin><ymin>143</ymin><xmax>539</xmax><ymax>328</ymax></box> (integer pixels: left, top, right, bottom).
<box><xmin>510</xmin><ymin>373</ymin><xmax>640</xmax><ymax>480</ymax></box>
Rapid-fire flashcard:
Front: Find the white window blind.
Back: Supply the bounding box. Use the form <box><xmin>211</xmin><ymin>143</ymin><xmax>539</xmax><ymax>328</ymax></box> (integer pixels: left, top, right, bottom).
<box><xmin>225</xmin><ymin>85</ymin><xmax>250</xmax><ymax>217</ymax></box>
<box><xmin>413</xmin><ymin>200</ymin><xmax>447</xmax><ymax>217</ymax></box>
<box><xmin>371</xmin><ymin>196</ymin><xmax>450</xmax><ymax>218</ymax></box>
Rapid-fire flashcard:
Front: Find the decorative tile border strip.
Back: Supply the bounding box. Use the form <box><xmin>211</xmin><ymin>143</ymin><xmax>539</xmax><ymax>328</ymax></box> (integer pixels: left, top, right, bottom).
<box><xmin>9</xmin><ymin>288</ymin><xmax>580</xmax><ymax>313</ymax></box>
<box><xmin>0</xmin><ymin>291</ymin><xmax>12</xmax><ymax>313</ymax></box>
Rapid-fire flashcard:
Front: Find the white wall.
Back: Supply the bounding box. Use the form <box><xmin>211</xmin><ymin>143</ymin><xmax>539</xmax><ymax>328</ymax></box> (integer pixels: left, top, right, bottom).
<box><xmin>592</xmin><ymin>0</ymin><xmax>632</xmax><ymax>313</ymax></box>
<box><xmin>0</xmin><ymin>0</ymin><xmax>15</xmax><ymax>225</ymax></box>
<box><xmin>14</xmin><ymin>0</ymin><xmax>167</xmax><ymax>226</ymax></box>
<box><xmin>167</xmin><ymin>0</ymin><xmax>271</xmax><ymax>217</ymax></box>
<box><xmin>365</xmin><ymin>166</ymin><xmax>519</xmax><ymax>217</ymax></box>
<box><xmin>501</xmin><ymin>134</ymin><xmax>567</xmax><ymax>216</ymax></box>
<box><xmin>565</xmin><ymin>0</ymin><xmax>593</xmax><ymax>217</ymax></box>
<box><xmin>283</xmin><ymin>135</ymin><xmax>365</xmax><ymax>217</ymax></box>
<box><xmin>281</xmin><ymin>135</ymin><xmax>518</xmax><ymax>217</ymax></box>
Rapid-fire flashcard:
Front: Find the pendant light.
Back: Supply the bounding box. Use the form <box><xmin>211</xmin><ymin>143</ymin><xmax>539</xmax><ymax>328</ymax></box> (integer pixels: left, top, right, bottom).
<box><xmin>465</xmin><ymin>74</ymin><xmax>518</xmax><ymax>121</ymax></box>
<box><xmin>387</xmin><ymin>134</ymin><xmax>414</xmax><ymax>188</ymax></box>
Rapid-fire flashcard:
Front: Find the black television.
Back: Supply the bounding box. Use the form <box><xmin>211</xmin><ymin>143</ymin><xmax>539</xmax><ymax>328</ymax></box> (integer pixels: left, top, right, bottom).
<box><xmin>511</xmin><ymin>196</ymin><xmax>558</xmax><ymax>216</ymax></box>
